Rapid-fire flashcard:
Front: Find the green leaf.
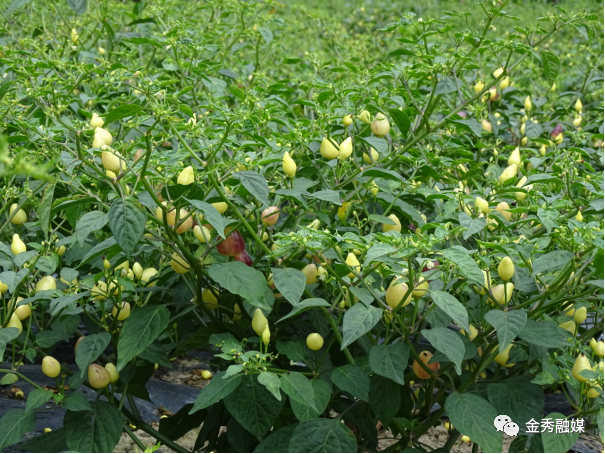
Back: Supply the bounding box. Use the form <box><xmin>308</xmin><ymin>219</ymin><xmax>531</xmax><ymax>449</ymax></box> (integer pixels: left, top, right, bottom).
<box><xmin>537</xmin><ymin>208</ymin><xmax>559</xmax><ymax>234</ymax></box>
<box><xmin>307</xmin><ymin>189</ymin><xmax>342</xmax><ymax>206</ymax></box>
<box><xmin>0</xmin><ymin>327</ymin><xmax>20</xmax><ymax>362</ymax></box>
<box><xmin>368</xmin><ymin>214</ymin><xmax>396</xmax><ymax>225</ymax></box>
<box><xmin>349</xmin><ymin>287</ymin><xmax>374</xmax><ymax>306</ymax></box>
<box><xmin>224</xmin><ymin>364</ymin><xmax>244</xmax><ymax>379</ymax></box>
<box><xmin>277</xmin><ymin>298</ymin><xmax>330</xmax><ymax>323</ymax></box>
<box><xmin>484</xmin><ymin>310</ymin><xmax>527</xmax><ymax>353</ymax></box>
<box><xmin>190</xmin><ymin>371</ymin><xmax>242</xmax><ymax>413</ymax></box>
<box><xmin>276</xmin><ymin>340</ymin><xmax>307</xmax><ymax>363</ymax></box>
<box><xmin>525</xmin><ymin>173</ymin><xmax>562</xmax><ymax>185</ymax></box>
<box><xmin>290</xmin><ymin>379</ymin><xmax>331</xmax><ymax>423</ymax></box>
<box><xmin>208</xmin><ymin>262</ymin><xmax>272</xmax><ymax>311</ymax></box>
<box><xmin>39</xmin><ymin>183</ymin><xmax>56</xmax><ymax>236</ymax></box>
<box><xmin>518</xmin><ymin>319</ymin><xmax>570</xmax><ymax>348</ymax></box>
<box><xmin>224</xmin><ymin>374</ymin><xmax>285</xmax><ymax>441</ymax></box>
<box><xmin>63</xmin><ymin>391</ymin><xmax>92</xmax><ymax>412</ymax></box>
<box><xmin>184</xmin><ymin>198</ymin><xmax>226</xmax><ymax>238</ymax></box>
<box><xmin>64</xmin><ymin>401</ymin><xmax>122</xmax><ymax>452</ymax></box>
<box><xmin>458</xmin><ymin>212</ymin><xmax>487</xmax><ymax>240</ymax></box>
<box><xmin>388</xmin><ymin>108</ymin><xmax>411</xmax><ymax>139</ymax></box>
<box><xmin>541</xmin><ymin>413</ymin><xmax>580</xmax><ymax>453</ymax></box>
<box><xmin>360</xmin><ymin>136</ymin><xmax>388</xmax><ymax>154</ymax></box>
<box><xmin>159</xmin><ymin>403</ymin><xmax>206</xmax><ymax>441</ymax></box>
<box><xmin>280</xmin><ymin>372</ymin><xmax>317</xmax><ymax>410</ymax></box>
<box><xmin>487</xmin><ymin>376</ymin><xmax>544</xmax><ymax>428</ymax></box>
<box><xmin>362</xmin><ymin>168</ymin><xmax>405</xmax><ymax>184</ymax></box>
<box><xmin>0</xmin><ymin>409</ymin><xmax>36</xmax><ymax>451</ymax></box>
<box><xmin>525</xmin><ymin>120</ymin><xmax>543</xmax><ymax>139</ymax></box>
<box><xmin>108</xmin><ymin>197</ymin><xmax>146</xmax><ymax>258</ymax></box>
<box><xmin>341</xmin><ymin>304</ymin><xmax>382</xmax><ymax>350</ymax></box>
<box><xmin>441</xmin><ymin>247</ymin><xmax>484</xmax><ymax>284</ymax></box>
<box><xmin>331</xmin><ymin>365</ymin><xmax>369</xmax><ymax>401</ymax></box>
<box><xmin>76</xmin><ymin>211</ymin><xmax>109</xmax><ymax>247</ymax></box>
<box><xmin>75</xmin><ymin>333</ymin><xmax>111</xmax><ymax>377</ymax></box>
<box><xmin>254</xmin><ymin>425</ymin><xmax>297</xmax><ymax>453</ymax></box>
<box><xmin>36</xmin><ymin>330</ymin><xmax>70</xmax><ymax>348</ymax></box>
<box><xmin>435</xmin><ymin>76</ymin><xmax>458</xmax><ymax>95</ymax></box>
<box><xmin>430</xmin><ymin>291</ymin><xmax>470</xmax><ymax>334</ymax></box>
<box><xmin>66</xmin><ymin>0</ymin><xmax>86</xmax><ymax>15</ymax></box>
<box><xmin>271</xmin><ymin>267</ymin><xmax>306</xmax><ymax>305</ymax></box>
<box><xmin>0</xmin><ymin>269</ymin><xmax>29</xmax><ymax>293</ymax></box>
<box><xmin>258</xmin><ymin>372</ymin><xmax>282</xmax><ymax>401</ymax></box>
<box><xmin>368</xmin><ymin>342</ymin><xmax>409</xmax><ymax>385</ymax></box>
<box><xmin>532</xmin><ymin>250</ymin><xmax>574</xmax><ymax>277</ymax></box>
<box><xmin>104</xmin><ymin>104</ymin><xmax>145</xmax><ymax>124</ymax></box>
<box><xmin>116</xmin><ymin>305</ymin><xmax>169</xmax><ymax>371</ymax></box>
<box><xmin>449</xmin><ymin>118</ymin><xmax>483</xmax><ymax>137</ymax></box>
<box><xmin>289</xmin><ymin>418</ymin><xmax>357</xmax><ymax>453</ymax></box>
<box><xmin>227</xmin><ymin>417</ymin><xmax>257</xmax><ymax>453</ymax></box>
<box><xmin>233</xmin><ymin>171</ymin><xmax>270</xmax><ymax>207</ymax></box>
<box><xmin>369</xmin><ymin>375</ymin><xmax>400</xmax><ymax>426</ymax></box>
<box><xmin>6</xmin><ymin>0</ymin><xmax>32</xmax><ymax>15</ymax></box>
<box><xmin>421</xmin><ymin>328</ymin><xmax>464</xmax><ymax>374</ymax></box>
<box><xmin>376</xmin><ymin>193</ymin><xmax>425</xmax><ymax>227</ymax></box>
<box><xmin>18</xmin><ymin>427</ymin><xmax>67</xmax><ymax>453</ymax></box>
<box><xmin>79</xmin><ymin>237</ymin><xmax>118</xmax><ymax>265</ymax></box>
<box><xmin>444</xmin><ymin>392</ymin><xmax>502</xmax><ymax>453</ymax></box>
<box><xmin>364</xmin><ymin>243</ymin><xmax>397</xmax><ymax>266</ymax></box>
<box><xmin>542</xmin><ymin>51</ymin><xmax>560</xmax><ymax>85</ymax></box>
<box><xmin>25</xmin><ymin>388</ymin><xmax>54</xmax><ymax>413</ymax></box>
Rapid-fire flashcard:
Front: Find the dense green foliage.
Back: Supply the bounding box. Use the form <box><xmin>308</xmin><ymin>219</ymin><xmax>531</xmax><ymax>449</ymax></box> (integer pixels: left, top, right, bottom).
<box><xmin>0</xmin><ymin>0</ymin><xmax>603</xmax><ymax>452</ymax></box>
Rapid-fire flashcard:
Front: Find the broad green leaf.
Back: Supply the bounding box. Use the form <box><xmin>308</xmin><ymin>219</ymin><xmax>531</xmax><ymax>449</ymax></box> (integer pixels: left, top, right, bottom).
<box><xmin>39</xmin><ymin>182</ymin><xmax>56</xmax><ymax>236</ymax></box>
<box><xmin>331</xmin><ymin>365</ymin><xmax>369</xmax><ymax>401</ymax></box>
<box><xmin>532</xmin><ymin>250</ymin><xmax>574</xmax><ymax>277</ymax></box>
<box><xmin>435</xmin><ymin>76</ymin><xmax>458</xmax><ymax>94</ymax></box>
<box><xmin>430</xmin><ymin>290</ymin><xmax>470</xmax><ymax>334</ymax></box>
<box><xmin>75</xmin><ymin>333</ymin><xmax>111</xmax><ymax>377</ymax></box>
<box><xmin>377</xmin><ymin>193</ymin><xmax>425</xmax><ymax>227</ymax></box>
<box><xmin>271</xmin><ymin>267</ymin><xmax>306</xmax><ymax>305</ymax></box>
<box><xmin>291</xmin><ymin>379</ymin><xmax>331</xmax><ymax>423</ymax></box>
<box><xmin>458</xmin><ymin>212</ymin><xmax>487</xmax><ymax>240</ymax></box>
<box><xmin>159</xmin><ymin>403</ymin><xmax>206</xmax><ymax>441</ymax></box>
<box><xmin>254</xmin><ymin>425</ymin><xmax>297</xmax><ymax>453</ymax></box>
<box><xmin>190</xmin><ymin>371</ymin><xmax>242</xmax><ymax>413</ymax></box>
<box><xmin>525</xmin><ymin>119</ymin><xmax>543</xmax><ymax>139</ymax></box>
<box><xmin>541</xmin><ymin>413</ymin><xmax>580</xmax><ymax>453</ymax></box>
<box><xmin>108</xmin><ymin>197</ymin><xmax>146</xmax><ymax>258</ymax></box>
<box><xmin>104</xmin><ymin>104</ymin><xmax>145</xmax><ymax>124</ymax></box>
<box><xmin>542</xmin><ymin>51</ymin><xmax>560</xmax><ymax>85</ymax></box>
<box><xmin>341</xmin><ymin>304</ymin><xmax>382</xmax><ymax>350</ymax></box>
<box><xmin>184</xmin><ymin>198</ymin><xmax>226</xmax><ymax>238</ymax></box>
<box><xmin>444</xmin><ymin>392</ymin><xmax>502</xmax><ymax>453</ymax></box>
<box><xmin>18</xmin><ymin>427</ymin><xmax>67</xmax><ymax>453</ymax></box>
<box><xmin>364</xmin><ymin>243</ymin><xmax>397</xmax><ymax>266</ymax></box>
<box><xmin>280</xmin><ymin>371</ymin><xmax>317</xmax><ymax>410</ymax></box>
<box><xmin>369</xmin><ymin>375</ymin><xmax>400</xmax><ymax>426</ymax></box>
<box><xmin>63</xmin><ymin>391</ymin><xmax>92</xmax><ymax>412</ymax></box>
<box><xmin>224</xmin><ymin>374</ymin><xmax>285</xmax><ymax>441</ymax></box>
<box><xmin>449</xmin><ymin>118</ymin><xmax>483</xmax><ymax>137</ymax></box>
<box><xmin>36</xmin><ymin>330</ymin><xmax>70</xmax><ymax>348</ymax></box>
<box><xmin>64</xmin><ymin>401</ymin><xmax>122</xmax><ymax>453</ymax></box>
<box><xmin>258</xmin><ymin>372</ymin><xmax>282</xmax><ymax>401</ymax></box>
<box><xmin>388</xmin><ymin>108</ymin><xmax>411</xmax><ymax>139</ymax></box>
<box><xmin>487</xmin><ymin>376</ymin><xmax>544</xmax><ymax>428</ymax></box>
<box><xmin>362</xmin><ymin>168</ymin><xmax>405</xmax><ymax>184</ymax></box>
<box><xmin>484</xmin><ymin>310</ymin><xmax>527</xmax><ymax>353</ymax></box>
<box><xmin>276</xmin><ymin>340</ymin><xmax>307</xmax><ymax>363</ymax></box>
<box><xmin>368</xmin><ymin>342</ymin><xmax>409</xmax><ymax>385</ymax></box>
<box><xmin>76</xmin><ymin>211</ymin><xmax>109</xmax><ymax>247</ymax></box>
<box><xmin>79</xmin><ymin>237</ymin><xmax>118</xmax><ymax>265</ymax></box>
<box><xmin>116</xmin><ymin>305</ymin><xmax>169</xmax><ymax>371</ymax></box>
<box><xmin>349</xmin><ymin>287</ymin><xmax>373</xmax><ymax>307</ymax></box>
<box><xmin>227</xmin><ymin>417</ymin><xmax>257</xmax><ymax>453</ymax></box>
<box><xmin>6</xmin><ymin>0</ymin><xmax>32</xmax><ymax>15</ymax></box>
<box><xmin>537</xmin><ymin>208</ymin><xmax>559</xmax><ymax>234</ymax></box>
<box><xmin>518</xmin><ymin>319</ymin><xmax>570</xmax><ymax>348</ymax></box>
<box><xmin>224</xmin><ymin>364</ymin><xmax>244</xmax><ymax>379</ymax></box>
<box><xmin>66</xmin><ymin>0</ymin><xmax>86</xmax><ymax>15</ymax></box>
<box><xmin>306</xmin><ymin>189</ymin><xmax>342</xmax><ymax>206</ymax></box>
<box><xmin>421</xmin><ymin>328</ymin><xmax>464</xmax><ymax>374</ymax></box>
<box><xmin>360</xmin><ymin>136</ymin><xmax>388</xmax><ymax>154</ymax></box>
<box><xmin>233</xmin><ymin>171</ymin><xmax>270</xmax><ymax>207</ymax></box>
<box><xmin>25</xmin><ymin>388</ymin><xmax>54</xmax><ymax>413</ymax></box>
<box><xmin>50</xmin><ymin>292</ymin><xmax>89</xmax><ymax>316</ymax></box>
<box><xmin>368</xmin><ymin>214</ymin><xmax>396</xmax><ymax>225</ymax></box>
<box><xmin>289</xmin><ymin>418</ymin><xmax>357</xmax><ymax>453</ymax></box>
<box><xmin>208</xmin><ymin>262</ymin><xmax>272</xmax><ymax>311</ymax></box>
<box><xmin>0</xmin><ymin>269</ymin><xmax>29</xmax><ymax>293</ymax></box>
<box><xmin>277</xmin><ymin>298</ymin><xmax>330</xmax><ymax>323</ymax></box>
<box><xmin>0</xmin><ymin>409</ymin><xmax>36</xmax><ymax>451</ymax></box>
<box><xmin>441</xmin><ymin>247</ymin><xmax>484</xmax><ymax>284</ymax></box>
<box><xmin>0</xmin><ymin>327</ymin><xmax>20</xmax><ymax>362</ymax></box>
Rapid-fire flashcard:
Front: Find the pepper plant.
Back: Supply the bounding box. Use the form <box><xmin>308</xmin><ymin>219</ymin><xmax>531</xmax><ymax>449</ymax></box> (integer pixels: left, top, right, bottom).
<box><xmin>0</xmin><ymin>0</ymin><xmax>603</xmax><ymax>452</ymax></box>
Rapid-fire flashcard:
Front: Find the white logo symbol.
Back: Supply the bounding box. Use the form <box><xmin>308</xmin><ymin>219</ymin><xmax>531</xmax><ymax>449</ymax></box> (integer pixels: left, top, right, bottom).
<box><xmin>494</xmin><ymin>415</ymin><xmax>512</xmax><ymax>431</ymax></box>
<box><xmin>503</xmin><ymin>421</ymin><xmax>520</xmax><ymax>437</ymax></box>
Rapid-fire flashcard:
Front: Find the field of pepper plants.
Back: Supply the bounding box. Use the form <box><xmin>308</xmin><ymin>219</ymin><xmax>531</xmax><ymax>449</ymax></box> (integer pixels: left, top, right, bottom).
<box><xmin>0</xmin><ymin>0</ymin><xmax>603</xmax><ymax>452</ymax></box>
